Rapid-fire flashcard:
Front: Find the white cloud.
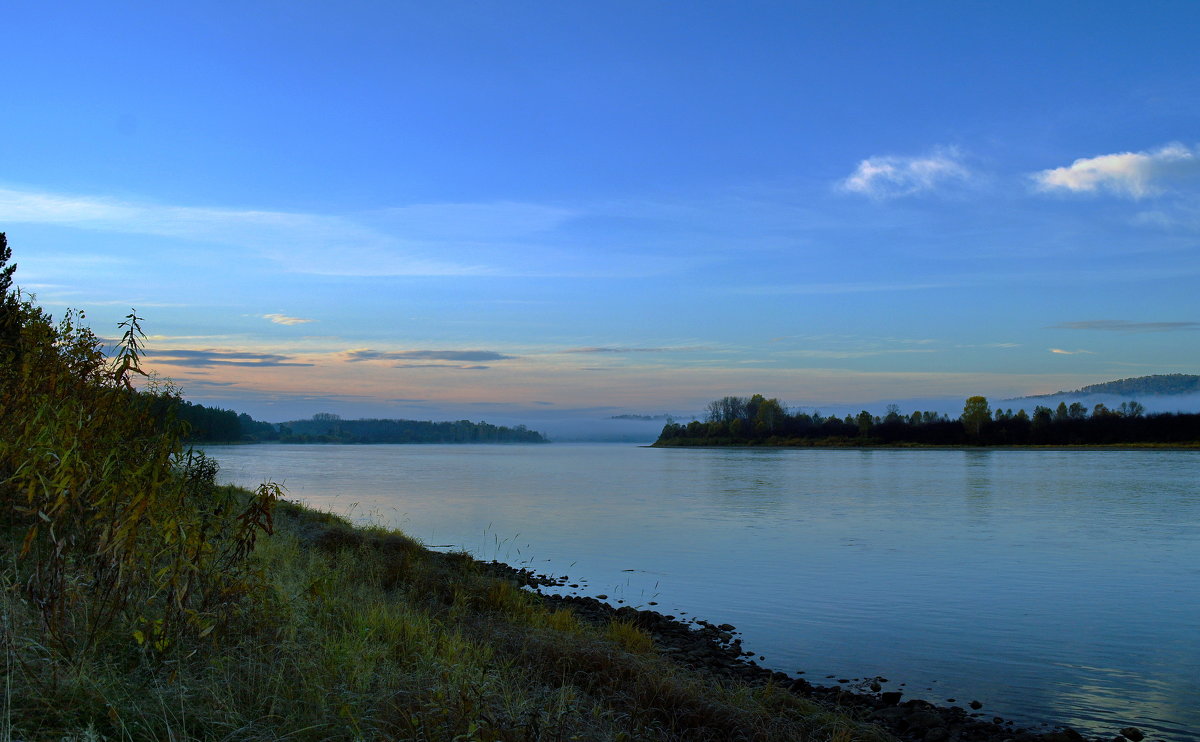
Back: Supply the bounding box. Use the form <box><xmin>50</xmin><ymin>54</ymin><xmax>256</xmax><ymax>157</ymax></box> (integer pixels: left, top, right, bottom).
<box><xmin>1032</xmin><ymin>143</ymin><xmax>1200</xmax><ymax>199</ymax></box>
<box><xmin>263</xmin><ymin>313</ymin><xmax>315</xmax><ymax>326</ymax></box>
<box><xmin>1049</xmin><ymin>348</ymin><xmax>1095</xmax><ymax>355</ymax></box>
<box><xmin>838</xmin><ymin>148</ymin><xmax>971</xmax><ymax>199</ymax></box>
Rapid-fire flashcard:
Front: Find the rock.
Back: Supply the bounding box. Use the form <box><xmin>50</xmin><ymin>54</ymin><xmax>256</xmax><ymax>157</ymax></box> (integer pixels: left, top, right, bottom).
<box><xmin>1040</xmin><ymin>729</ymin><xmax>1085</xmax><ymax>742</ymax></box>
<box><xmin>1119</xmin><ymin>728</ymin><xmax>1145</xmax><ymax>742</ymax></box>
<box><xmin>871</xmin><ymin>707</ymin><xmax>908</xmax><ymax>724</ymax></box>
<box><xmin>880</xmin><ymin>691</ymin><xmax>903</xmax><ymax>706</ymax></box>
<box><xmin>969</xmin><ymin>700</ymin><xmax>983</xmax><ymax>710</ymax></box>
<box><xmin>924</xmin><ymin>728</ymin><xmax>949</xmax><ymax>742</ymax></box>
<box><xmin>906</xmin><ymin>710</ymin><xmax>945</xmax><ymax>731</ymax></box>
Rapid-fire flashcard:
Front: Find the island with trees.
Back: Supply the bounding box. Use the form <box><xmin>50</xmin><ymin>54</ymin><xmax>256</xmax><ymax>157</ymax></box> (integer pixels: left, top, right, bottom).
<box><xmin>654</xmin><ymin>393</ymin><xmax>1200</xmax><ymax>447</ymax></box>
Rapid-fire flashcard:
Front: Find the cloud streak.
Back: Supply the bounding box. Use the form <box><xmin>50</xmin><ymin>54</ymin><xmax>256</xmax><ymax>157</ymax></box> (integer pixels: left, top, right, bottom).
<box><xmin>344</xmin><ymin>349</ymin><xmax>516</xmax><ymax>362</ymax></box>
<box><xmin>838</xmin><ymin>147</ymin><xmax>971</xmax><ymax>199</ymax></box>
<box><xmin>1032</xmin><ymin>143</ymin><xmax>1200</xmax><ymax>199</ymax></box>
<box><xmin>0</xmin><ymin>186</ymin><xmax>542</xmax><ymax>277</ymax></box>
<box><xmin>392</xmin><ymin>364</ymin><xmax>491</xmax><ymax>370</ymax></box>
<box><xmin>1051</xmin><ymin>320</ymin><xmax>1200</xmax><ymax>332</ymax></box>
<box><xmin>1049</xmin><ymin>348</ymin><xmax>1095</xmax><ymax>355</ymax></box>
<box><xmin>263</xmin><ymin>313</ymin><xmax>315</xmax><ymax>326</ymax></box>
<box><xmin>563</xmin><ymin>346</ymin><xmax>705</xmax><ymax>354</ymax></box>
<box><xmin>144</xmin><ymin>349</ymin><xmax>314</xmax><ymax>367</ymax></box>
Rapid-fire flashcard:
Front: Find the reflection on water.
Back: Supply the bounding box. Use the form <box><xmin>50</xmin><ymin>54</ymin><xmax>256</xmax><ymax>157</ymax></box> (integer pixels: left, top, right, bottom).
<box><xmin>206</xmin><ymin>443</ymin><xmax>1200</xmax><ymax>741</ymax></box>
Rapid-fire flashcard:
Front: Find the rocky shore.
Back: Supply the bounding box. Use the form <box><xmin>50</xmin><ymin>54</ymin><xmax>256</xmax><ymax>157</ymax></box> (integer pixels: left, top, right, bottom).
<box><xmin>486</xmin><ymin>561</ymin><xmax>1150</xmax><ymax>742</ymax></box>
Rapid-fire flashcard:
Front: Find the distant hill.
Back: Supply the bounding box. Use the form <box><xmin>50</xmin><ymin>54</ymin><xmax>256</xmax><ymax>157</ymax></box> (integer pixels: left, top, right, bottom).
<box><xmin>280</xmin><ymin>415</ymin><xmax>548</xmax><ymax>443</ymax></box>
<box><xmin>1033</xmin><ymin>374</ymin><xmax>1200</xmax><ymax>398</ymax></box>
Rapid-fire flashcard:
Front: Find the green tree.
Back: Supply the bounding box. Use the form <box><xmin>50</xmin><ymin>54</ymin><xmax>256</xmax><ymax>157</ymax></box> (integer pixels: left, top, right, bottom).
<box><xmin>855</xmin><ymin>410</ymin><xmax>873</xmax><ymax>437</ymax></box>
<box><xmin>753</xmin><ymin>395</ymin><xmax>786</xmax><ymax>437</ymax></box>
<box><xmin>0</xmin><ymin>232</ymin><xmax>20</xmax><ymax>357</ymax></box>
<box><xmin>1032</xmin><ymin>405</ymin><xmax>1052</xmax><ymax>428</ymax></box>
<box><xmin>961</xmin><ymin>395</ymin><xmax>991</xmax><ymax>436</ymax></box>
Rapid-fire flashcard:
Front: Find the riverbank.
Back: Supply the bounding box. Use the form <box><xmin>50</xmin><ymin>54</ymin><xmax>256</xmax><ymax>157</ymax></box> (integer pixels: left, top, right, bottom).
<box><xmin>3</xmin><ymin>482</ymin><xmax>1158</xmax><ymax>741</ymax></box>
<box><xmin>485</xmin><ymin>562</ymin><xmax>1148</xmax><ymax>742</ymax></box>
<box><xmin>1</xmin><ymin>488</ymin><xmax>888</xmax><ymax>741</ymax></box>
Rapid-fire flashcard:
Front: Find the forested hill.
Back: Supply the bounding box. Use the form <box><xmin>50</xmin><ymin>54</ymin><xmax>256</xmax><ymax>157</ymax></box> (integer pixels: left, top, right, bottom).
<box><xmin>1041</xmin><ymin>374</ymin><xmax>1200</xmax><ymax>397</ymax></box>
<box><xmin>169</xmin><ymin>402</ymin><xmax>547</xmax><ymax>443</ymax></box>
<box><xmin>279</xmin><ymin>414</ymin><xmax>547</xmax><ymax>443</ymax></box>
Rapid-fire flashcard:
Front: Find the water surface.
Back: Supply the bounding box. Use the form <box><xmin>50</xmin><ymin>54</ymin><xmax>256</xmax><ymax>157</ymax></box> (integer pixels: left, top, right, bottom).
<box><xmin>207</xmin><ymin>443</ymin><xmax>1200</xmax><ymax>741</ymax></box>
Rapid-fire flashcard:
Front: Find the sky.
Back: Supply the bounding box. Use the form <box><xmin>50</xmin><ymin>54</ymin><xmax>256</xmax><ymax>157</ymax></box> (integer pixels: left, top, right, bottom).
<box><xmin>3</xmin><ymin>1</ymin><xmax>1199</xmax><ymax>425</ymax></box>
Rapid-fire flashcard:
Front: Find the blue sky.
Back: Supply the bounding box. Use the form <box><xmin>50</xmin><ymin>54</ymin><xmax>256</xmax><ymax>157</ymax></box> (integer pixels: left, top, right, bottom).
<box><xmin>3</xmin><ymin>1</ymin><xmax>1199</xmax><ymax>423</ymax></box>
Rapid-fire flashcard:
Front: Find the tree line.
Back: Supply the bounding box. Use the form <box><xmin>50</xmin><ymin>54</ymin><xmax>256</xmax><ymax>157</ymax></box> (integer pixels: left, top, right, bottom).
<box><xmin>277</xmin><ymin>413</ymin><xmax>547</xmax><ymax>444</ymax></box>
<box><xmin>655</xmin><ymin>393</ymin><xmax>1200</xmax><ymax>447</ymax></box>
<box><xmin>161</xmin><ymin>403</ymin><xmax>548</xmax><ymax>444</ymax></box>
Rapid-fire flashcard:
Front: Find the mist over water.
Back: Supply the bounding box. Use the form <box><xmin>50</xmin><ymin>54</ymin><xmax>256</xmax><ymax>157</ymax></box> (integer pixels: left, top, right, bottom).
<box><xmin>207</xmin><ymin>443</ymin><xmax>1200</xmax><ymax>741</ymax></box>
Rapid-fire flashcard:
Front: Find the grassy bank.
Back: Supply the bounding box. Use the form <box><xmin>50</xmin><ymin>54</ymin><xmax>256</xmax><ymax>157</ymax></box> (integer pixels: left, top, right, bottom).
<box><xmin>2</xmin><ymin>486</ymin><xmax>893</xmax><ymax>741</ymax></box>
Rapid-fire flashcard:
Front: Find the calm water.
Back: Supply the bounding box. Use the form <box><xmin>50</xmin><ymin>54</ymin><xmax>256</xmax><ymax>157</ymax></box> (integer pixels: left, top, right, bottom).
<box><xmin>206</xmin><ymin>443</ymin><xmax>1200</xmax><ymax>741</ymax></box>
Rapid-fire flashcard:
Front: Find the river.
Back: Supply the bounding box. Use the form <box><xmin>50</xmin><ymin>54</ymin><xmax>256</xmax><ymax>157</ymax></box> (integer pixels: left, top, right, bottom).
<box><xmin>205</xmin><ymin>442</ymin><xmax>1200</xmax><ymax>741</ymax></box>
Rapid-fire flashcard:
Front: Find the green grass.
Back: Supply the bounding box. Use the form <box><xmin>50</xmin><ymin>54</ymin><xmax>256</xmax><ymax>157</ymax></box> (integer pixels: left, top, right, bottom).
<box><xmin>1</xmin><ymin>493</ymin><xmax>895</xmax><ymax>742</ymax></box>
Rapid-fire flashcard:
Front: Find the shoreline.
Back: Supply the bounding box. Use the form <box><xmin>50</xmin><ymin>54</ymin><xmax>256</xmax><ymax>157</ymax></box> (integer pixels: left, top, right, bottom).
<box><xmin>483</xmin><ymin>559</ymin><xmax>1149</xmax><ymax>742</ymax></box>
<box><xmin>649</xmin><ymin>442</ymin><xmax>1200</xmax><ymax>450</ymax></box>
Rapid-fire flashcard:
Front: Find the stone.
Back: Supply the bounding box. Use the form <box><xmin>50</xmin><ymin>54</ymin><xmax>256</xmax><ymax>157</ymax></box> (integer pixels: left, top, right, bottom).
<box><xmin>969</xmin><ymin>700</ymin><xmax>983</xmax><ymax>710</ymax></box>
<box><xmin>871</xmin><ymin>707</ymin><xmax>908</xmax><ymax>724</ymax></box>
<box><xmin>923</xmin><ymin>728</ymin><xmax>949</xmax><ymax>742</ymax></box>
<box><xmin>881</xmin><ymin>691</ymin><xmax>904</xmax><ymax>706</ymax></box>
<box><xmin>1119</xmin><ymin>728</ymin><xmax>1145</xmax><ymax>742</ymax></box>
<box><xmin>906</xmin><ymin>710</ymin><xmax>945</xmax><ymax>731</ymax></box>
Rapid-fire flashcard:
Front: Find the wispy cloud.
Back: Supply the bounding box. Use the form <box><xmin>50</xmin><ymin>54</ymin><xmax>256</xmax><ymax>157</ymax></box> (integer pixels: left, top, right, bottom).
<box><xmin>1049</xmin><ymin>348</ymin><xmax>1095</xmax><ymax>355</ymax></box>
<box><xmin>263</xmin><ymin>313</ymin><xmax>315</xmax><ymax>326</ymax></box>
<box><xmin>144</xmin><ymin>349</ymin><xmax>314</xmax><ymax>367</ymax></box>
<box><xmin>0</xmin><ymin>186</ymin><xmax>522</xmax><ymax>277</ymax></box>
<box><xmin>1032</xmin><ymin>143</ymin><xmax>1200</xmax><ymax>199</ymax></box>
<box><xmin>838</xmin><ymin>147</ymin><xmax>971</xmax><ymax>199</ymax></box>
<box><xmin>393</xmin><ymin>364</ymin><xmax>491</xmax><ymax>370</ymax></box>
<box><xmin>344</xmin><ymin>349</ymin><xmax>516</xmax><ymax>362</ymax></box>
<box><xmin>563</xmin><ymin>346</ymin><xmax>704</xmax><ymax>354</ymax></box>
<box><xmin>1051</xmin><ymin>320</ymin><xmax>1200</xmax><ymax>332</ymax></box>
<box><xmin>736</xmin><ymin>280</ymin><xmax>952</xmax><ymax>295</ymax></box>
<box><xmin>782</xmin><ymin>348</ymin><xmax>938</xmax><ymax>360</ymax></box>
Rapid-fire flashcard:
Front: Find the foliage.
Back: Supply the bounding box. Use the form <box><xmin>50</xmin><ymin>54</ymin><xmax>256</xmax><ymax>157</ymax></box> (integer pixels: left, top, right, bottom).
<box><xmin>658</xmin><ymin>393</ymin><xmax>1200</xmax><ymax>447</ymax></box>
<box><xmin>960</xmin><ymin>395</ymin><xmax>991</xmax><ymax>437</ymax></box>
<box><xmin>0</xmin><ymin>237</ymin><xmax>279</xmax><ymax>665</ymax></box>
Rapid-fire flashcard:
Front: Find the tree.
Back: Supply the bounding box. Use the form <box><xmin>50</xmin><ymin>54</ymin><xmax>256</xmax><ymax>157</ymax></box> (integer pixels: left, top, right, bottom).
<box><xmin>961</xmin><ymin>396</ymin><xmax>991</xmax><ymax>436</ymax></box>
<box><xmin>1032</xmin><ymin>405</ymin><xmax>1052</xmax><ymax>428</ymax></box>
<box><xmin>856</xmin><ymin>410</ymin><xmax>873</xmax><ymax>437</ymax></box>
<box><xmin>0</xmin><ymin>232</ymin><xmax>20</xmax><ymax>356</ymax></box>
<box><xmin>753</xmin><ymin>396</ymin><xmax>786</xmax><ymax>436</ymax></box>
<box><xmin>1119</xmin><ymin>400</ymin><xmax>1145</xmax><ymax>418</ymax></box>
<box><xmin>0</xmin><ymin>232</ymin><xmax>14</xmax><ymax>295</ymax></box>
